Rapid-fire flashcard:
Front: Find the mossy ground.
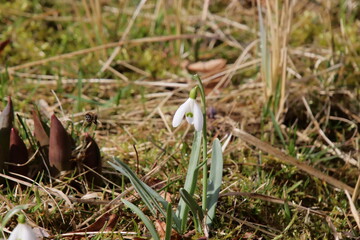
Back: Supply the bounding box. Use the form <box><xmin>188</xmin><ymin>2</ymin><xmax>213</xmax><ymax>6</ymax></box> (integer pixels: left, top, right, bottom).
<box><xmin>1</xmin><ymin>0</ymin><xmax>360</xmax><ymax>239</ymax></box>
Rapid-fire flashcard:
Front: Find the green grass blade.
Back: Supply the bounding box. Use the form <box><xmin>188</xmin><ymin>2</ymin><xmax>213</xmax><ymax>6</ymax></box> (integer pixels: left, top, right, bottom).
<box><xmin>176</xmin><ymin>131</ymin><xmax>202</xmax><ymax>232</ymax></box>
<box><xmin>1</xmin><ymin>204</ymin><xmax>29</xmax><ymax>227</ymax></box>
<box><xmin>122</xmin><ymin>199</ymin><xmax>160</xmax><ymax>240</ymax></box>
<box><xmin>206</xmin><ymin>138</ymin><xmax>223</xmax><ymax>227</ymax></box>
<box><xmin>109</xmin><ymin>158</ymin><xmax>181</xmax><ymax>232</ymax></box>
<box><xmin>165</xmin><ymin>203</ymin><xmax>173</xmax><ymax>240</ymax></box>
<box><xmin>108</xmin><ymin>159</ymin><xmax>158</xmax><ymax>215</ymax></box>
<box><xmin>143</xmin><ymin>184</ymin><xmax>181</xmax><ymax>231</ymax></box>
<box><xmin>179</xmin><ymin>188</ymin><xmax>204</xmax><ymax>233</ymax></box>
<box><xmin>269</xmin><ymin>110</ymin><xmax>286</xmax><ymax>147</ymax></box>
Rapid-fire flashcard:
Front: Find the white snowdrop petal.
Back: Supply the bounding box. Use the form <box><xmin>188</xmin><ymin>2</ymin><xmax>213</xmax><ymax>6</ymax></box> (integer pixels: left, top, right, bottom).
<box><xmin>193</xmin><ymin>101</ymin><xmax>203</xmax><ymax>132</ymax></box>
<box><xmin>8</xmin><ymin>223</ymin><xmax>37</xmax><ymax>240</ymax></box>
<box><xmin>186</xmin><ymin>116</ymin><xmax>194</xmax><ymax>124</ymax></box>
<box><xmin>172</xmin><ymin>98</ymin><xmax>191</xmax><ymax>127</ymax></box>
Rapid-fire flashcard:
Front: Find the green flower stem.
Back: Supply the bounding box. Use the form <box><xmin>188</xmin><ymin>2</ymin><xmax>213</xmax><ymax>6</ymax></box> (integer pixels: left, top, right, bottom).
<box><xmin>193</xmin><ymin>75</ymin><xmax>208</xmax><ymax>212</ymax></box>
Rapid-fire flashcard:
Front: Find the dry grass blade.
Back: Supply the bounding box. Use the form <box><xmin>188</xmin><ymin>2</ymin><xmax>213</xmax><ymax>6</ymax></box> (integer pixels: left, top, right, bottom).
<box><xmin>258</xmin><ymin>0</ymin><xmax>295</xmax><ymax>118</ymax></box>
<box><xmin>3</xmin><ymin>0</ymin><xmax>360</xmax><ymax>238</ymax></box>
<box><xmin>302</xmin><ymin>97</ymin><xmax>358</xmax><ymax>166</ymax></box>
<box><xmin>208</xmin><ymin>40</ymin><xmax>258</xmax><ymax>96</ymax></box>
<box><xmin>352</xmin><ymin>176</ymin><xmax>360</xmax><ymax>202</ymax></box>
<box><xmin>56</xmin><ymin>231</ymin><xmax>136</xmax><ymax>238</ymax></box>
<box><xmin>345</xmin><ymin>190</ymin><xmax>360</xmax><ymax>230</ymax></box>
<box><xmin>0</xmin><ymin>172</ymin><xmax>66</xmax><ymax>222</ymax></box>
<box><xmin>100</xmin><ymin>0</ymin><xmax>148</xmax><ymax>73</ymax></box>
<box><xmin>325</xmin><ymin>216</ymin><xmax>341</xmax><ymax>240</ymax></box>
<box><xmin>232</xmin><ymin>128</ymin><xmax>354</xmax><ymax>193</ymax></box>
<box><xmin>293</xmin><ymin>127</ymin><xmax>358</xmax><ymax>168</ymax></box>
<box><xmin>218</xmin><ymin>210</ymin><xmax>278</xmax><ymax>237</ymax></box>
<box><xmin>4</xmin><ymin>34</ymin><xmax>218</xmax><ymax>73</ymax></box>
<box><xmin>220</xmin><ymin>192</ymin><xmax>326</xmax><ymax>217</ymax></box>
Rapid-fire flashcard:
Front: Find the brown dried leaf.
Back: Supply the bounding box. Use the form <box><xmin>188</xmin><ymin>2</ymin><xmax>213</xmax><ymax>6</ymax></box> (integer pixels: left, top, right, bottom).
<box><xmin>187</xmin><ymin>59</ymin><xmax>227</xmax><ymax>73</ymax></box>
<box><xmin>154</xmin><ymin>220</ymin><xmax>182</xmax><ymax>240</ymax></box>
<box><xmin>8</xmin><ymin>128</ymin><xmax>29</xmax><ymax>176</ymax></box>
<box><xmin>64</xmin><ymin>213</ymin><xmax>118</xmax><ymax>240</ymax></box>
<box><xmin>0</xmin><ymin>38</ymin><xmax>11</xmax><ymax>54</ymax></box>
<box><xmin>154</xmin><ymin>220</ymin><xmax>166</xmax><ymax>239</ymax></box>
<box><xmin>77</xmin><ymin>213</ymin><xmax>119</xmax><ymax>232</ymax></box>
<box><xmin>0</xmin><ymin>96</ymin><xmax>14</xmax><ymax>171</ymax></box>
<box><xmin>49</xmin><ymin>114</ymin><xmax>73</xmax><ymax>172</ymax></box>
<box><xmin>160</xmin><ymin>191</ymin><xmax>172</xmax><ymax>203</ymax></box>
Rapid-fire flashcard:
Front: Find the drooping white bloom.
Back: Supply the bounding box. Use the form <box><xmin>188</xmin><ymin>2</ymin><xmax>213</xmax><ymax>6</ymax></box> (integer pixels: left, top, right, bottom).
<box><xmin>172</xmin><ymin>98</ymin><xmax>203</xmax><ymax>131</ymax></box>
<box><xmin>8</xmin><ymin>222</ymin><xmax>37</xmax><ymax>240</ymax></box>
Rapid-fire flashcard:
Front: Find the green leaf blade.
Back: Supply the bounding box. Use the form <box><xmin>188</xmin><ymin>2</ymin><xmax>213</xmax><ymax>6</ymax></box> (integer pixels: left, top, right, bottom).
<box><xmin>176</xmin><ymin>131</ymin><xmax>202</xmax><ymax>232</ymax></box>
<box><xmin>206</xmin><ymin>138</ymin><xmax>223</xmax><ymax>227</ymax></box>
<box><xmin>109</xmin><ymin>158</ymin><xmax>181</xmax><ymax>232</ymax></box>
<box><xmin>122</xmin><ymin>199</ymin><xmax>160</xmax><ymax>240</ymax></box>
<box><xmin>165</xmin><ymin>203</ymin><xmax>173</xmax><ymax>240</ymax></box>
<box><xmin>179</xmin><ymin>188</ymin><xmax>203</xmax><ymax>233</ymax></box>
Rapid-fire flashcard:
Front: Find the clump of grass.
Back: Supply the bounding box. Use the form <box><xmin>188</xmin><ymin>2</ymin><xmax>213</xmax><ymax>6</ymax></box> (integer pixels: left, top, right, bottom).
<box><xmin>1</xmin><ymin>0</ymin><xmax>360</xmax><ymax>239</ymax></box>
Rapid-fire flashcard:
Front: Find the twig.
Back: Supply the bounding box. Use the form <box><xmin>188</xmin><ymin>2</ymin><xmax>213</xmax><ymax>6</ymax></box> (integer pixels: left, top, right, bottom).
<box><xmin>51</xmin><ymin>90</ymin><xmax>66</xmax><ymax>119</ymax></box>
<box><xmin>345</xmin><ymin>190</ymin><xmax>360</xmax><ymax>230</ymax></box>
<box><xmin>117</xmin><ymin>60</ymin><xmax>150</xmax><ymax>77</ymax></box>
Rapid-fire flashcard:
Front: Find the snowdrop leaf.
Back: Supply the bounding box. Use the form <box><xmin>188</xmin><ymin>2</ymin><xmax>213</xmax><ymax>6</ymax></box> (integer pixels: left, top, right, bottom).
<box><xmin>165</xmin><ymin>203</ymin><xmax>173</xmax><ymax>240</ymax></box>
<box><xmin>109</xmin><ymin>158</ymin><xmax>181</xmax><ymax>232</ymax></box>
<box><xmin>122</xmin><ymin>199</ymin><xmax>160</xmax><ymax>240</ymax></box>
<box><xmin>179</xmin><ymin>188</ymin><xmax>204</xmax><ymax>233</ymax></box>
<box><xmin>206</xmin><ymin>138</ymin><xmax>223</xmax><ymax>227</ymax></box>
<box><xmin>176</xmin><ymin>131</ymin><xmax>201</xmax><ymax>232</ymax></box>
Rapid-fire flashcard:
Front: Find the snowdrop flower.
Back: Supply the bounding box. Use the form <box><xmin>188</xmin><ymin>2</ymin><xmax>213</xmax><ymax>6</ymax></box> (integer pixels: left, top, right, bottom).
<box><xmin>172</xmin><ymin>87</ymin><xmax>203</xmax><ymax>131</ymax></box>
<box><xmin>8</xmin><ymin>215</ymin><xmax>37</xmax><ymax>240</ymax></box>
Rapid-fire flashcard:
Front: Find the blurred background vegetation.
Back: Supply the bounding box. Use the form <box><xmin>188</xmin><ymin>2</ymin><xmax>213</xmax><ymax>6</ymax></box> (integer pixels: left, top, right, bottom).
<box><xmin>1</xmin><ymin>0</ymin><xmax>360</xmax><ymax>239</ymax></box>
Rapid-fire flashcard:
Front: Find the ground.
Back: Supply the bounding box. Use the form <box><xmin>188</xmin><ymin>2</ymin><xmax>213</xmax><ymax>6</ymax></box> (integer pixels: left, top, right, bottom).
<box><xmin>1</xmin><ymin>0</ymin><xmax>360</xmax><ymax>239</ymax></box>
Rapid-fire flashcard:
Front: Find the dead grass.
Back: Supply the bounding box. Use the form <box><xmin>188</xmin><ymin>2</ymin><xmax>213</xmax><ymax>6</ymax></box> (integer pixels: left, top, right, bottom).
<box><xmin>1</xmin><ymin>0</ymin><xmax>360</xmax><ymax>239</ymax></box>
